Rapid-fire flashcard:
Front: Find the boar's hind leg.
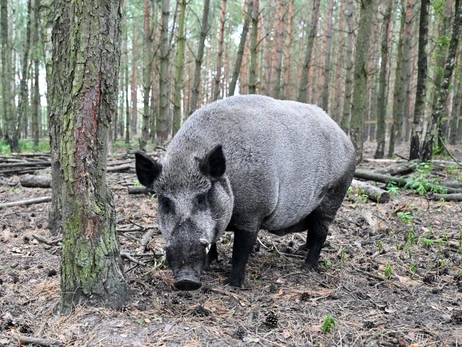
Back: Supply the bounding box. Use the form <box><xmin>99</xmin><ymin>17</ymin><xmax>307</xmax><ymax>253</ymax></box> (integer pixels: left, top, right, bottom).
<box><xmin>303</xmin><ymin>178</ymin><xmax>352</xmax><ymax>269</ymax></box>
<box><xmin>224</xmin><ymin>229</ymin><xmax>259</xmax><ymax>288</ymax></box>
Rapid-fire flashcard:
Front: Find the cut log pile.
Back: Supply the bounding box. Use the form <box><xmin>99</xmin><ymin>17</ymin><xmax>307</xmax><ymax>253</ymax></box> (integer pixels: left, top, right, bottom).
<box><xmin>0</xmin><ymin>153</ymin><xmax>51</xmax><ymax>175</ymax></box>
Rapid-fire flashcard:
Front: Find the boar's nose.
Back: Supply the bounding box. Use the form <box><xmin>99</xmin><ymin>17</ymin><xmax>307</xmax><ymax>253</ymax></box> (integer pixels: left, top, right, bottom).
<box><xmin>174</xmin><ymin>270</ymin><xmax>202</xmax><ymax>291</ymax></box>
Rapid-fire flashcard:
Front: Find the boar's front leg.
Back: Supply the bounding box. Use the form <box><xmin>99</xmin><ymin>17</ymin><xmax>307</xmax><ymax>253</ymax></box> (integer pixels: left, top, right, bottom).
<box><xmin>205</xmin><ymin>243</ymin><xmax>218</xmax><ymax>268</ymax></box>
<box><xmin>224</xmin><ymin>229</ymin><xmax>259</xmax><ymax>288</ymax></box>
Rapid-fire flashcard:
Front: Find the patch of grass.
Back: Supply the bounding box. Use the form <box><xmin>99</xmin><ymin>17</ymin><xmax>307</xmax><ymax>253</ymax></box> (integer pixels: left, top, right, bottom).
<box><xmin>0</xmin><ymin>139</ymin><xmax>50</xmax><ymax>155</ymax></box>
<box><xmin>385</xmin><ymin>264</ymin><xmax>392</xmax><ymax>278</ymax></box>
<box><xmin>421</xmin><ymin>237</ymin><xmax>434</xmax><ymax>249</ymax></box>
<box><xmin>322</xmin><ymin>315</ymin><xmax>336</xmax><ymax>333</ymax></box>
<box><xmin>405</xmin><ymin>162</ymin><xmax>448</xmax><ymax>195</ymax></box>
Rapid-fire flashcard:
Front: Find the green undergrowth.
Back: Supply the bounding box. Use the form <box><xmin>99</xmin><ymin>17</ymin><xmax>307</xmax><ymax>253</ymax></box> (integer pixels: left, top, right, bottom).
<box><xmin>0</xmin><ymin>139</ymin><xmax>50</xmax><ymax>155</ymax></box>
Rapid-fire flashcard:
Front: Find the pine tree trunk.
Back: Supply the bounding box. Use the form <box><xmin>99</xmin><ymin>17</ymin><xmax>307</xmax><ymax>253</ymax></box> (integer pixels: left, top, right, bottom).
<box><xmin>16</xmin><ymin>0</ymin><xmax>32</xmax><ymax>143</ymax></box>
<box><xmin>340</xmin><ymin>0</ymin><xmax>355</xmax><ymax>133</ymax></box>
<box><xmin>130</xmin><ymin>22</ymin><xmax>138</xmax><ymax>137</ymax></box>
<box><xmin>49</xmin><ymin>0</ymin><xmax>130</xmax><ymax>314</ymax></box>
<box><xmin>124</xmin><ymin>21</ymin><xmax>130</xmax><ymax>144</ymax></box>
<box><xmin>282</xmin><ymin>0</ymin><xmax>293</xmax><ymax>99</ymax></box>
<box><xmin>320</xmin><ymin>0</ymin><xmax>334</xmax><ymax>112</ymax></box>
<box><xmin>449</xmin><ymin>65</ymin><xmax>462</xmax><ymax>145</ymax></box>
<box><xmin>229</xmin><ymin>0</ymin><xmax>253</xmax><ymax>96</ymax></box>
<box><xmin>248</xmin><ymin>0</ymin><xmax>259</xmax><ymax>94</ymax></box>
<box><xmin>156</xmin><ymin>0</ymin><xmax>170</xmax><ymax>142</ymax></box>
<box><xmin>32</xmin><ymin>0</ymin><xmax>40</xmax><ymax>150</ymax></box>
<box><xmin>140</xmin><ymin>0</ymin><xmax>152</xmax><ymax>148</ymax></box>
<box><xmin>273</xmin><ymin>0</ymin><xmax>285</xmax><ymax>99</ymax></box>
<box><xmin>409</xmin><ymin>0</ymin><xmax>430</xmax><ymax>160</ymax></box>
<box><xmin>297</xmin><ymin>0</ymin><xmax>320</xmax><ymax>103</ymax></box>
<box><xmin>213</xmin><ymin>0</ymin><xmax>227</xmax><ymax>100</ymax></box>
<box><xmin>421</xmin><ymin>0</ymin><xmax>462</xmax><ymax>161</ymax></box>
<box><xmin>189</xmin><ymin>0</ymin><xmax>210</xmax><ymax>116</ymax></box>
<box><xmin>1</xmin><ymin>0</ymin><xmax>18</xmax><ymax>152</ymax></box>
<box><xmin>350</xmin><ymin>0</ymin><xmax>375</xmax><ymax>164</ymax></box>
<box><xmin>172</xmin><ymin>0</ymin><xmax>186</xmax><ymax>135</ymax></box>
<box><xmin>374</xmin><ymin>0</ymin><xmax>392</xmax><ymax>159</ymax></box>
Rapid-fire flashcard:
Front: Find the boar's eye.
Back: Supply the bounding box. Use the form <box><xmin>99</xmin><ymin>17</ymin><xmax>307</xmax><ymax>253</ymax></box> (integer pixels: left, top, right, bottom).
<box><xmin>158</xmin><ymin>195</ymin><xmax>174</xmax><ymax>214</ymax></box>
<box><xmin>193</xmin><ymin>193</ymin><xmax>208</xmax><ymax>212</ymax></box>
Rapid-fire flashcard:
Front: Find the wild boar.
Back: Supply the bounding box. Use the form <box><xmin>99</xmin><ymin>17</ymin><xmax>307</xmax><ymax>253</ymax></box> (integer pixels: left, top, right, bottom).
<box><xmin>135</xmin><ymin>95</ymin><xmax>355</xmax><ymax>291</ymax></box>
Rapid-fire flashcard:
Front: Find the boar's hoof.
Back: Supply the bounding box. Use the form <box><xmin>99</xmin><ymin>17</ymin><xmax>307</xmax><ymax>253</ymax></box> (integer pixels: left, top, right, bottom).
<box><xmin>301</xmin><ymin>261</ymin><xmax>318</xmax><ymax>271</ymax></box>
<box><xmin>223</xmin><ymin>274</ymin><xmax>245</xmax><ymax>289</ymax></box>
<box><xmin>174</xmin><ymin>278</ymin><xmax>202</xmax><ymax>291</ymax></box>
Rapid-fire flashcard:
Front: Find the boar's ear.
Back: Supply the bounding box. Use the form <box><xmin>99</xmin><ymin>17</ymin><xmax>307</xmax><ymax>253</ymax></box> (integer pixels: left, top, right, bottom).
<box><xmin>135</xmin><ymin>151</ymin><xmax>162</xmax><ymax>187</ymax></box>
<box><xmin>200</xmin><ymin>145</ymin><xmax>226</xmax><ymax>179</ymax></box>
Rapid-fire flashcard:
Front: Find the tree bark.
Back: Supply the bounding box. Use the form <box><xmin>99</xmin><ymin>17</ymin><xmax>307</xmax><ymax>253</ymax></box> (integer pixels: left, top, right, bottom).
<box><xmin>32</xmin><ymin>0</ymin><xmax>41</xmax><ymax>150</ymax></box>
<box><xmin>172</xmin><ymin>0</ymin><xmax>186</xmax><ymax>135</ymax></box>
<box><xmin>156</xmin><ymin>0</ymin><xmax>170</xmax><ymax>143</ymax></box>
<box><xmin>421</xmin><ymin>0</ymin><xmax>462</xmax><ymax>161</ymax></box>
<box><xmin>374</xmin><ymin>0</ymin><xmax>393</xmax><ymax>159</ymax></box>
<box><xmin>409</xmin><ymin>0</ymin><xmax>430</xmax><ymax>160</ymax></box>
<box><xmin>189</xmin><ymin>0</ymin><xmax>210</xmax><ymax>116</ymax></box>
<box><xmin>340</xmin><ymin>0</ymin><xmax>355</xmax><ymax>133</ymax></box>
<box><xmin>320</xmin><ymin>0</ymin><xmax>334</xmax><ymax>112</ymax></box>
<box><xmin>1</xmin><ymin>0</ymin><xmax>17</xmax><ymax>152</ymax></box>
<box><xmin>213</xmin><ymin>0</ymin><xmax>227</xmax><ymax>100</ymax></box>
<box><xmin>49</xmin><ymin>0</ymin><xmax>130</xmax><ymax>314</ymax></box>
<box><xmin>229</xmin><ymin>0</ymin><xmax>253</xmax><ymax>96</ymax></box>
<box><xmin>273</xmin><ymin>0</ymin><xmax>285</xmax><ymax>99</ymax></box>
<box><xmin>297</xmin><ymin>0</ymin><xmax>320</xmax><ymax>103</ymax></box>
<box><xmin>140</xmin><ymin>0</ymin><xmax>152</xmax><ymax>148</ymax></box>
<box><xmin>130</xmin><ymin>21</ymin><xmax>138</xmax><ymax>137</ymax></box>
<box><xmin>350</xmin><ymin>0</ymin><xmax>375</xmax><ymax>164</ymax></box>
<box><xmin>248</xmin><ymin>0</ymin><xmax>259</xmax><ymax>94</ymax></box>
<box><xmin>350</xmin><ymin>179</ymin><xmax>390</xmax><ymax>203</ymax></box>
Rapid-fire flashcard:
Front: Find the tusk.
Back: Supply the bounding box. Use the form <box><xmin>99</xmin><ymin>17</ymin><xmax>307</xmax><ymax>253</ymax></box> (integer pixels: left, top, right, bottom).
<box><xmin>199</xmin><ymin>238</ymin><xmax>211</xmax><ymax>254</ymax></box>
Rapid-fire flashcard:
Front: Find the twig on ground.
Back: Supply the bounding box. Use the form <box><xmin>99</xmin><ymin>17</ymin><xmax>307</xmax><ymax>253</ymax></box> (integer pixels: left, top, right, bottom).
<box><xmin>438</xmin><ymin>136</ymin><xmax>462</xmax><ymax>166</ymax></box>
<box><xmin>33</xmin><ymin>234</ymin><xmax>62</xmax><ymax>245</ymax></box>
<box><xmin>140</xmin><ymin>229</ymin><xmax>157</xmax><ymax>251</ymax></box>
<box><xmin>121</xmin><ymin>253</ymin><xmax>147</xmax><ymax>266</ymax></box>
<box><xmin>209</xmin><ymin>286</ymin><xmax>248</xmax><ymax>304</ymax></box>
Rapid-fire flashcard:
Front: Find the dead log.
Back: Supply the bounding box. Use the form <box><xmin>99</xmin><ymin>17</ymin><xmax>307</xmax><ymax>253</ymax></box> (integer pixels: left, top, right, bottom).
<box><xmin>20</xmin><ymin>174</ymin><xmax>52</xmax><ymax>188</ymax></box>
<box><xmin>106</xmin><ymin>163</ymin><xmax>132</xmax><ymax>172</ymax></box>
<box><xmin>0</xmin><ymin>196</ymin><xmax>51</xmax><ymax>208</ymax></box>
<box><xmin>374</xmin><ymin>160</ymin><xmax>418</xmax><ymax>176</ymax></box>
<box><xmin>427</xmin><ymin>193</ymin><xmax>462</xmax><ymax>201</ymax></box>
<box><xmin>12</xmin><ymin>334</ymin><xmax>63</xmax><ymax>347</ymax></box>
<box><xmin>350</xmin><ymin>179</ymin><xmax>390</xmax><ymax>203</ymax></box>
<box><xmin>0</xmin><ymin>161</ymin><xmax>50</xmax><ymax>168</ymax></box>
<box><xmin>354</xmin><ymin>170</ymin><xmax>462</xmax><ymax>194</ymax></box>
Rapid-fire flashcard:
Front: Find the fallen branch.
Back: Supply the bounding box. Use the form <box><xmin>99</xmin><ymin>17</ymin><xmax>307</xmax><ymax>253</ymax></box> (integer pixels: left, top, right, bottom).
<box><xmin>106</xmin><ymin>164</ymin><xmax>132</xmax><ymax>172</ymax></box>
<box><xmin>0</xmin><ymin>196</ymin><xmax>51</xmax><ymax>209</ymax></box>
<box><xmin>121</xmin><ymin>252</ymin><xmax>147</xmax><ymax>266</ymax></box>
<box><xmin>128</xmin><ymin>186</ymin><xmax>155</xmax><ymax>195</ymax></box>
<box><xmin>427</xmin><ymin>193</ymin><xmax>462</xmax><ymax>201</ymax></box>
<box><xmin>438</xmin><ymin>136</ymin><xmax>462</xmax><ymax>166</ymax></box>
<box><xmin>140</xmin><ymin>229</ymin><xmax>156</xmax><ymax>252</ymax></box>
<box><xmin>374</xmin><ymin>160</ymin><xmax>417</xmax><ymax>176</ymax></box>
<box><xmin>351</xmin><ymin>179</ymin><xmax>390</xmax><ymax>203</ymax></box>
<box><xmin>12</xmin><ymin>334</ymin><xmax>63</xmax><ymax>347</ymax></box>
<box><xmin>33</xmin><ymin>234</ymin><xmax>62</xmax><ymax>245</ymax></box>
<box><xmin>354</xmin><ymin>170</ymin><xmax>462</xmax><ymax>194</ymax></box>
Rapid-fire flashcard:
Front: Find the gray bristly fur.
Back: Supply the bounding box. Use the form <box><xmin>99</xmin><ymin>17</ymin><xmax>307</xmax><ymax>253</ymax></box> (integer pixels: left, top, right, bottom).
<box><xmin>136</xmin><ymin>94</ymin><xmax>356</xmax><ymax>289</ymax></box>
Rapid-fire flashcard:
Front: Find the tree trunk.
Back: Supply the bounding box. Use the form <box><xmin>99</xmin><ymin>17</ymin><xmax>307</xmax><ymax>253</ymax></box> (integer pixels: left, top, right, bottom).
<box><xmin>320</xmin><ymin>0</ymin><xmax>334</xmax><ymax>112</ymax></box>
<box><xmin>374</xmin><ymin>0</ymin><xmax>392</xmax><ymax>159</ymax></box>
<box><xmin>229</xmin><ymin>0</ymin><xmax>253</xmax><ymax>96</ymax></box>
<box><xmin>409</xmin><ymin>0</ymin><xmax>430</xmax><ymax>160</ymax></box>
<box><xmin>172</xmin><ymin>0</ymin><xmax>186</xmax><ymax>135</ymax></box>
<box><xmin>49</xmin><ymin>0</ymin><xmax>130</xmax><ymax>314</ymax></box>
<box><xmin>213</xmin><ymin>0</ymin><xmax>227</xmax><ymax>100</ymax></box>
<box><xmin>422</xmin><ymin>0</ymin><xmax>461</xmax><ymax>161</ymax></box>
<box><xmin>156</xmin><ymin>0</ymin><xmax>170</xmax><ymax>143</ymax></box>
<box><xmin>248</xmin><ymin>0</ymin><xmax>259</xmax><ymax>94</ymax></box>
<box><xmin>282</xmin><ymin>0</ymin><xmax>294</xmax><ymax>99</ymax></box>
<box><xmin>388</xmin><ymin>0</ymin><xmax>414</xmax><ymax>158</ymax></box>
<box><xmin>140</xmin><ymin>0</ymin><xmax>152</xmax><ymax>149</ymax></box>
<box><xmin>1</xmin><ymin>0</ymin><xmax>17</xmax><ymax>152</ymax></box>
<box><xmin>273</xmin><ymin>0</ymin><xmax>285</xmax><ymax>99</ymax></box>
<box><xmin>340</xmin><ymin>0</ymin><xmax>355</xmax><ymax>133</ymax></box>
<box><xmin>350</xmin><ymin>0</ymin><xmax>375</xmax><ymax>164</ymax></box>
<box><xmin>124</xmin><ymin>18</ymin><xmax>130</xmax><ymax>144</ymax></box>
<box><xmin>449</xmin><ymin>67</ymin><xmax>462</xmax><ymax>145</ymax></box>
<box><xmin>188</xmin><ymin>0</ymin><xmax>209</xmax><ymax>116</ymax></box>
<box><xmin>16</xmin><ymin>0</ymin><xmax>33</xmax><ymax>144</ymax></box>
<box><xmin>32</xmin><ymin>0</ymin><xmax>41</xmax><ymax>150</ymax></box>
<box><xmin>297</xmin><ymin>0</ymin><xmax>320</xmax><ymax>103</ymax></box>
<box><xmin>130</xmin><ymin>21</ymin><xmax>138</xmax><ymax>137</ymax></box>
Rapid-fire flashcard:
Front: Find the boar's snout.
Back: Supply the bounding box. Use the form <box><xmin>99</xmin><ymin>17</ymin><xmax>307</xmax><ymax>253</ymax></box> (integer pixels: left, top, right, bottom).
<box><xmin>174</xmin><ymin>270</ymin><xmax>202</xmax><ymax>291</ymax></box>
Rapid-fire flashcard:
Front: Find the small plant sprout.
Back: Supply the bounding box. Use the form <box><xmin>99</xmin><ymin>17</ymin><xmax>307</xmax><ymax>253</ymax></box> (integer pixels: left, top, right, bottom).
<box><xmin>323</xmin><ymin>259</ymin><xmax>332</xmax><ymax>269</ymax></box>
<box><xmin>340</xmin><ymin>249</ymin><xmax>346</xmax><ymax>269</ymax></box>
<box><xmin>421</xmin><ymin>238</ymin><xmax>434</xmax><ymax>249</ymax></box>
<box><xmin>322</xmin><ymin>315</ymin><xmax>337</xmax><ymax>333</ymax></box>
<box><xmin>385</xmin><ymin>264</ymin><xmax>392</xmax><ymax>278</ymax></box>
<box><xmin>405</xmin><ymin>228</ymin><xmax>416</xmax><ymax>246</ymax></box>
<box><xmin>377</xmin><ymin>241</ymin><xmax>384</xmax><ymax>253</ymax></box>
<box><xmin>410</xmin><ymin>263</ymin><xmax>417</xmax><ymax>277</ymax></box>
<box><xmin>439</xmin><ymin>259</ymin><xmax>448</xmax><ymax>268</ymax></box>
<box><xmin>397</xmin><ymin>211</ymin><xmax>414</xmax><ymax>225</ymax></box>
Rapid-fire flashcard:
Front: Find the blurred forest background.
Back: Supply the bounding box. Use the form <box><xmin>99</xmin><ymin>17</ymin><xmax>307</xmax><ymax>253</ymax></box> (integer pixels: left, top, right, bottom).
<box><xmin>0</xmin><ymin>0</ymin><xmax>461</xmax><ymax>162</ymax></box>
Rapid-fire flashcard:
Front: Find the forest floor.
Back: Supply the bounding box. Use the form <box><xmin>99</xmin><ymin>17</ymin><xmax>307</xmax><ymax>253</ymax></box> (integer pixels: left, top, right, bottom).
<box><xmin>1</xmin><ymin>141</ymin><xmax>462</xmax><ymax>347</ymax></box>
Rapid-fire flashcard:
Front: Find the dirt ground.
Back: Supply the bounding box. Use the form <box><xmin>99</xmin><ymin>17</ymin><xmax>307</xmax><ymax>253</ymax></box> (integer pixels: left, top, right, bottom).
<box><xmin>1</xmin><ymin>142</ymin><xmax>462</xmax><ymax>347</ymax></box>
